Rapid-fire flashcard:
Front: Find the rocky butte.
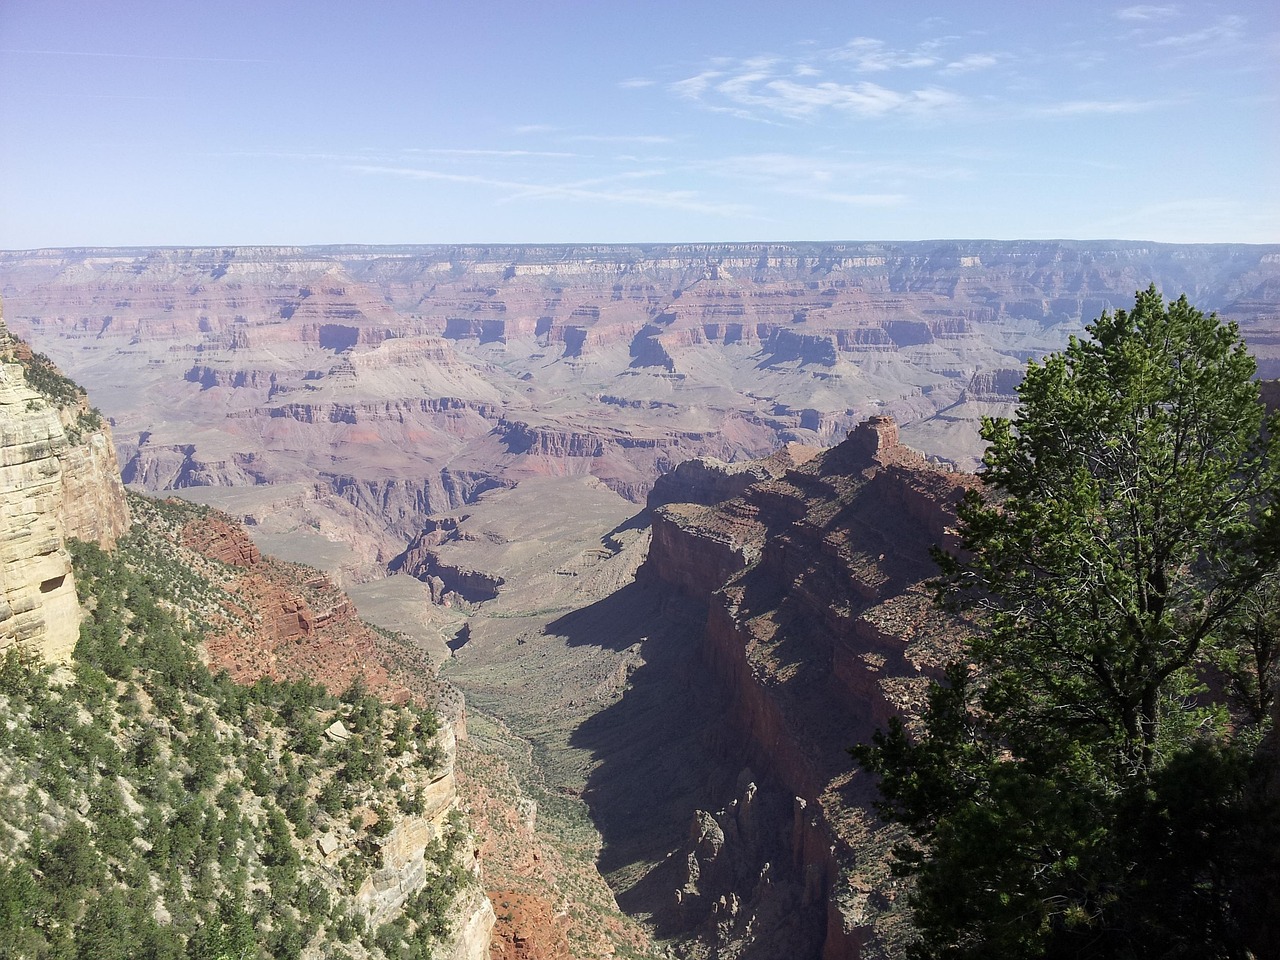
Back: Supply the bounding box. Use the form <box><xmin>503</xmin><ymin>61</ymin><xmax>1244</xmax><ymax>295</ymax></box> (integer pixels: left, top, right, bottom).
<box><xmin>630</xmin><ymin>415</ymin><xmax>978</xmax><ymax>956</ymax></box>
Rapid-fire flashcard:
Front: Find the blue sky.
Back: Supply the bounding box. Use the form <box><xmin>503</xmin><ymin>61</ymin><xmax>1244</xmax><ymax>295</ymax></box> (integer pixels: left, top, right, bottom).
<box><xmin>1</xmin><ymin>1</ymin><xmax>1276</xmax><ymax>246</ymax></box>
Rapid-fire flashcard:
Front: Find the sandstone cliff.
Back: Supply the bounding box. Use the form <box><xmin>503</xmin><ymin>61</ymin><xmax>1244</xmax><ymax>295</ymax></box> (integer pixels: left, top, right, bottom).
<box><xmin>0</xmin><ymin>354</ymin><xmax>81</xmax><ymax>660</ymax></box>
<box><xmin>0</xmin><ymin>306</ymin><xmax>129</xmax><ymax>661</ymax></box>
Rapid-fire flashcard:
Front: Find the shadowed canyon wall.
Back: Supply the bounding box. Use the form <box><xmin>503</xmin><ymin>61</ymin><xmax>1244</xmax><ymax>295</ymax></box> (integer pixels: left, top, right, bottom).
<box><xmin>642</xmin><ymin>417</ymin><xmax>978</xmax><ymax>957</ymax></box>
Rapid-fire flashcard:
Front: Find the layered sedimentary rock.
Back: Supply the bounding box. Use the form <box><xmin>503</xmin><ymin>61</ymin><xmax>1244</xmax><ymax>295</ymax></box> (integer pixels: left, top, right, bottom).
<box><xmin>59</xmin><ymin>429</ymin><xmax>130</xmax><ymax>548</ymax></box>
<box><xmin>179</xmin><ymin>510</ymin><xmax>425</xmax><ymax>703</ymax></box>
<box><xmin>4</xmin><ymin>242</ymin><xmax>1277</xmax><ymax>579</ymax></box>
<box><xmin>643</xmin><ymin>416</ymin><xmax>978</xmax><ymax>957</ymax></box>
<box><xmin>0</xmin><ymin>358</ymin><xmax>81</xmax><ymax>660</ymax></box>
<box><xmin>0</xmin><ymin>308</ymin><xmax>130</xmax><ymax>660</ymax></box>
<box><xmin>354</xmin><ymin>723</ymin><xmax>474</xmax><ymax>925</ymax></box>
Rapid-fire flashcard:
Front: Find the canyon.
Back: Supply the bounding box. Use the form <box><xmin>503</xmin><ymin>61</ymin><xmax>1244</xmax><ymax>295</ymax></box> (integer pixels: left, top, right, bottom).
<box><xmin>4</xmin><ymin>242</ymin><xmax>1280</xmax><ymax>958</ymax></box>
<box><xmin>4</xmin><ymin>241</ymin><xmax>1278</xmax><ymax>584</ymax></box>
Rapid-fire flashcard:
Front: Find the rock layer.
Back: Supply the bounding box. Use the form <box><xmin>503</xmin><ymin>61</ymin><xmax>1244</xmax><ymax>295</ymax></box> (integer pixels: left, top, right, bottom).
<box><xmin>0</xmin><ymin>307</ymin><xmax>130</xmax><ymax>661</ymax></box>
<box><xmin>0</xmin><ymin>358</ymin><xmax>81</xmax><ymax>660</ymax></box>
<box><xmin>5</xmin><ymin>242</ymin><xmax>1277</xmax><ymax>578</ymax></box>
<box><xmin>643</xmin><ymin>417</ymin><xmax>978</xmax><ymax>956</ymax></box>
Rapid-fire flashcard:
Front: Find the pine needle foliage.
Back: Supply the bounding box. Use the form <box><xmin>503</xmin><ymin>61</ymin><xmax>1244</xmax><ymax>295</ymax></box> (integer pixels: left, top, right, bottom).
<box><xmin>855</xmin><ymin>287</ymin><xmax>1280</xmax><ymax>959</ymax></box>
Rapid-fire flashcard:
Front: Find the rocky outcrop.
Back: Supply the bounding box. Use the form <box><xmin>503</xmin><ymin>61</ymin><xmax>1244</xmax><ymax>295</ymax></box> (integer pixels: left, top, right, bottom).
<box><xmin>355</xmin><ymin>723</ymin><xmax>473</xmax><ymax>921</ymax></box>
<box><xmin>960</xmin><ymin>366</ymin><xmax>1022</xmax><ymax>402</ymax></box>
<box><xmin>391</xmin><ymin>516</ymin><xmax>508</xmax><ymax>605</ymax></box>
<box><xmin>0</xmin><ymin>359</ymin><xmax>81</xmax><ymax>661</ymax></box>
<box><xmin>182</xmin><ymin>516</ymin><xmax>262</xmax><ymax>566</ymax></box>
<box><xmin>497</xmin><ymin>420</ymin><xmax>606</xmax><ymax>458</ymax></box>
<box><xmin>188</xmin><ymin>533</ymin><xmax>419</xmax><ymax>703</ymax></box>
<box><xmin>647</xmin><ymin>443</ymin><xmax>819</xmax><ymax>509</ymax></box>
<box><xmin>0</xmin><ymin>306</ymin><xmax>130</xmax><ymax>661</ymax></box>
<box><xmin>58</xmin><ymin>429</ymin><xmax>130</xmax><ymax>548</ymax></box>
<box><xmin>643</xmin><ymin>417</ymin><xmax>978</xmax><ymax>956</ymax></box>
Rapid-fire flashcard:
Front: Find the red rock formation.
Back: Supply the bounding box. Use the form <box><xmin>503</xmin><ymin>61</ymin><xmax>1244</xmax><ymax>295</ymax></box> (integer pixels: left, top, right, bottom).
<box><xmin>644</xmin><ymin>417</ymin><xmax>979</xmax><ymax>956</ymax></box>
<box><xmin>178</xmin><ymin>510</ymin><xmax>426</xmax><ymax>705</ymax></box>
<box><xmin>181</xmin><ymin>516</ymin><xmax>261</xmax><ymax>566</ymax></box>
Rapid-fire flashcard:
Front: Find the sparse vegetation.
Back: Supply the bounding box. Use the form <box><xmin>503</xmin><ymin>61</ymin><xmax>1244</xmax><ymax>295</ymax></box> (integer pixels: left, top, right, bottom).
<box><xmin>13</xmin><ymin>348</ymin><xmax>85</xmax><ymax>408</ymax></box>
<box><xmin>0</xmin><ymin>500</ymin><xmax>473</xmax><ymax>959</ymax></box>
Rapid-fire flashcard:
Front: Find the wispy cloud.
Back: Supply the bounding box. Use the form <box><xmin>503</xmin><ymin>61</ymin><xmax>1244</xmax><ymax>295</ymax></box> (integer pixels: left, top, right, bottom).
<box><xmin>777</xmin><ymin>188</ymin><xmax>907</xmax><ymax>206</ymax></box>
<box><xmin>694</xmin><ymin>150</ymin><xmax>979</xmax><ymax>209</ymax></box>
<box><xmin>402</xmin><ymin>147</ymin><xmax>580</xmax><ymax>159</ymax></box>
<box><xmin>671</xmin><ymin>70</ymin><xmax>725</xmax><ymax>102</ymax></box>
<box><xmin>1036</xmin><ymin>98</ymin><xmax>1169</xmax><ymax>116</ymax></box>
<box><xmin>619</xmin><ymin>78</ymin><xmax>656</xmax><ymax>89</ymax></box>
<box><xmin>566</xmin><ymin>134</ymin><xmax>674</xmax><ymax>144</ymax></box>
<box><xmin>713</xmin><ymin>151</ymin><xmax>970</xmax><ymax>186</ymax></box>
<box><xmin>830</xmin><ymin>37</ymin><xmax>947</xmax><ymax>72</ymax></box>
<box><xmin>347</xmin><ymin>165</ymin><xmax>751</xmax><ymax>217</ymax></box>
<box><xmin>1148</xmin><ymin>14</ymin><xmax>1243</xmax><ymax>48</ymax></box>
<box><xmin>663</xmin><ymin>34</ymin><xmax>992</xmax><ymax>123</ymax></box>
<box><xmin>940</xmin><ymin>53</ymin><xmax>1001</xmax><ymax>75</ymax></box>
<box><xmin>670</xmin><ymin>56</ymin><xmax>968</xmax><ymax>122</ymax></box>
<box><xmin>742</xmin><ymin>78</ymin><xmax>963</xmax><ymax>119</ymax></box>
<box><xmin>1114</xmin><ymin>5</ymin><xmax>1180</xmax><ymax>21</ymax></box>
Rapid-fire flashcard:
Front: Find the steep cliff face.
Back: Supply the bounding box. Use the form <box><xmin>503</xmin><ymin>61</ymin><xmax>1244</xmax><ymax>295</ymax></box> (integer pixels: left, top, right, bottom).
<box><xmin>0</xmin><ymin>307</ymin><xmax>130</xmax><ymax>661</ymax></box>
<box><xmin>0</xmin><ymin>357</ymin><xmax>81</xmax><ymax>660</ymax></box>
<box><xmin>643</xmin><ymin>417</ymin><xmax>977</xmax><ymax>957</ymax></box>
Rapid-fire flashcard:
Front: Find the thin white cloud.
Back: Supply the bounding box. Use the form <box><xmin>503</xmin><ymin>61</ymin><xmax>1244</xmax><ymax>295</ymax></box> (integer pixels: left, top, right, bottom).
<box><xmin>1149</xmin><ymin>14</ymin><xmax>1243</xmax><ymax>48</ymax></box>
<box><xmin>347</xmin><ymin>165</ymin><xmax>751</xmax><ymax>217</ymax></box>
<box><xmin>1037</xmin><ymin>98</ymin><xmax>1168</xmax><ymax>116</ymax></box>
<box><xmin>941</xmin><ymin>53</ymin><xmax>1000</xmax><ymax>75</ymax></box>
<box><xmin>759</xmin><ymin>78</ymin><xmax>964</xmax><ymax>118</ymax></box>
<box><xmin>693</xmin><ymin>152</ymin><xmax>922</xmax><ymax>208</ymax></box>
<box><xmin>567</xmin><ymin>134</ymin><xmax>674</xmax><ymax>144</ymax></box>
<box><xmin>779</xmin><ymin>188</ymin><xmax>907</xmax><ymax>206</ymax></box>
<box><xmin>665</xmin><ymin>35</ymin><xmax>986</xmax><ymax>123</ymax></box>
<box><xmin>670</xmin><ymin>70</ymin><xmax>724</xmax><ymax>101</ymax></box>
<box><xmin>619</xmin><ymin>78</ymin><xmax>656</xmax><ymax>89</ymax></box>
<box><xmin>671</xmin><ymin>54</ymin><xmax>967</xmax><ymax>122</ymax></box>
<box><xmin>1115</xmin><ymin>5</ymin><xmax>1180</xmax><ymax>21</ymax></box>
<box><xmin>403</xmin><ymin>147</ymin><xmax>580</xmax><ymax>159</ymax></box>
<box><xmin>513</xmin><ymin>124</ymin><xmax>558</xmax><ymax>135</ymax></box>
<box><xmin>830</xmin><ymin>37</ymin><xmax>942</xmax><ymax>72</ymax></box>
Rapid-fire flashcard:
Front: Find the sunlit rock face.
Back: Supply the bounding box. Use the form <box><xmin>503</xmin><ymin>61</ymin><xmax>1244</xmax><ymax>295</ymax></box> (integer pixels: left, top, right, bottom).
<box><xmin>0</xmin><ymin>358</ymin><xmax>81</xmax><ymax>660</ymax></box>
<box><xmin>0</xmin><ymin>308</ymin><xmax>130</xmax><ymax>662</ymax></box>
